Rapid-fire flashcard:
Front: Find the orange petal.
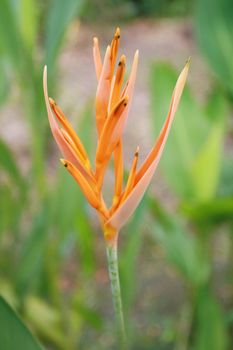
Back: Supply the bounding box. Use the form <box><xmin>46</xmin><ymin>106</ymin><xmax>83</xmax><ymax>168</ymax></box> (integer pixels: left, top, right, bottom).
<box><xmin>49</xmin><ymin>98</ymin><xmax>90</xmax><ymax>169</ymax></box>
<box><xmin>110</xmin><ymin>27</ymin><xmax>120</xmax><ymax>76</ymax></box>
<box><xmin>60</xmin><ymin>128</ymin><xmax>90</xmax><ymax>171</ymax></box>
<box><xmin>110</xmin><ymin>55</ymin><xmax>126</xmax><ymax>110</ymax></box>
<box><xmin>43</xmin><ymin>66</ymin><xmax>93</xmax><ymax>181</ymax></box>
<box><xmin>119</xmin><ymin>146</ymin><xmax>139</xmax><ymax>204</ymax></box>
<box><xmin>61</xmin><ymin>159</ymin><xmax>100</xmax><ymax>209</ymax></box>
<box><xmin>95</xmin><ymin>46</ymin><xmax>112</xmax><ymax>136</ymax></box>
<box><xmin>93</xmin><ymin>37</ymin><xmax>102</xmax><ymax>81</ymax></box>
<box><xmin>112</xmin><ymin>140</ymin><xmax>124</xmax><ymax>206</ymax></box>
<box><xmin>96</xmin><ymin>96</ymin><xmax>129</xmax><ymax>167</ymax></box>
<box><xmin>110</xmin><ymin>50</ymin><xmax>139</xmax><ymax>146</ymax></box>
<box><xmin>107</xmin><ymin>60</ymin><xmax>189</xmax><ymax>230</ymax></box>
<box><xmin>108</xmin><ymin>75</ymin><xmax>116</xmax><ymax>114</ymax></box>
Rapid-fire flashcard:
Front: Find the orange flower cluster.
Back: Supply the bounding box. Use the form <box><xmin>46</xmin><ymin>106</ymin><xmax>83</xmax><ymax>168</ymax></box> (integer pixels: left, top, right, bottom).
<box><xmin>43</xmin><ymin>28</ymin><xmax>189</xmax><ymax>242</ymax></box>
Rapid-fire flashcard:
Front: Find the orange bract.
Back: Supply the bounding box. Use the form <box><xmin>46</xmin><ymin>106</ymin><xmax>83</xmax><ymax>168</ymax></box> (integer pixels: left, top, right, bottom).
<box><xmin>43</xmin><ymin>28</ymin><xmax>189</xmax><ymax>242</ymax></box>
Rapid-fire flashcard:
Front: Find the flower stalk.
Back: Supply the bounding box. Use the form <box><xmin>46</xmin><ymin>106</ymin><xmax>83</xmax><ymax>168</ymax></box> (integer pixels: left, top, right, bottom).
<box><xmin>106</xmin><ymin>239</ymin><xmax>127</xmax><ymax>349</ymax></box>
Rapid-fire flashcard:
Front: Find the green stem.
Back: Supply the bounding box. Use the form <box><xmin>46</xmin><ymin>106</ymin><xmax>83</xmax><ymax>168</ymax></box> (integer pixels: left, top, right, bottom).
<box><xmin>106</xmin><ymin>242</ymin><xmax>127</xmax><ymax>349</ymax></box>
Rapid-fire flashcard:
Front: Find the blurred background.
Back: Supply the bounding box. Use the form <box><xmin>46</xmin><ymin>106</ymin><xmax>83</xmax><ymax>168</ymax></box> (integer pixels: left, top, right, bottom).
<box><xmin>0</xmin><ymin>0</ymin><xmax>232</xmax><ymax>349</ymax></box>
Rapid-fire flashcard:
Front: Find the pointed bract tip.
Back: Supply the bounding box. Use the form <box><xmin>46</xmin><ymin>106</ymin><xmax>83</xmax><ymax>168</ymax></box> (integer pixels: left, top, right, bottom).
<box><xmin>49</xmin><ymin>97</ymin><xmax>56</xmax><ymax>106</ymax></box>
<box><xmin>185</xmin><ymin>57</ymin><xmax>191</xmax><ymax>69</ymax></box>
<box><xmin>119</xmin><ymin>54</ymin><xmax>126</xmax><ymax>65</ymax></box>
<box><xmin>60</xmin><ymin>159</ymin><xmax>68</xmax><ymax>167</ymax></box>
<box><xmin>93</xmin><ymin>37</ymin><xmax>98</xmax><ymax>45</ymax></box>
<box><xmin>43</xmin><ymin>65</ymin><xmax>47</xmax><ymax>79</ymax></box>
<box><xmin>132</xmin><ymin>50</ymin><xmax>139</xmax><ymax>66</ymax></box>
<box><xmin>115</xmin><ymin>27</ymin><xmax>120</xmax><ymax>38</ymax></box>
<box><xmin>123</xmin><ymin>95</ymin><xmax>129</xmax><ymax>105</ymax></box>
<box><xmin>135</xmin><ymin>146</ymin><xmax>139</xmax><ymax>156</ymax></box>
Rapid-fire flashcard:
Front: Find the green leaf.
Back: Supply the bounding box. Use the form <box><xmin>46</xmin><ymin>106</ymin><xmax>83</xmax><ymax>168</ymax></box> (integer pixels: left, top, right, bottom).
<box><xmin>0</xmin><ymin>295</ymin><xmax>43</xmax><ymax>350</ymax></box>
<box><xmin>24</xmin><ymin>296</ymin><xmax>66</xmax><ymax>348</ymax></box>
<box><xmin>45</xmin><ymin>0</ymin><xmax>83</xmax><ymax>70</ymax></box>
<box><xmin>74</xmin><ymin>205</ymin><xmax>95</xmax><ymax>276</ymax></box>
<box><xmin>0</xmin><ymin>138</ymin><xmax>25</xmax><ymax>194</ymax></box>
<box><xmin>74</xmin><ymin>301</ymin><xmax>103</xmax><ymax>330</ymax></box>
<box><xmin>182</xmin><ymin>197</ymin><xmax>233</xmax><ymax>223</ymax></box>
<box><xmin>8</xmin><ymin>0</ymin><xmax>38</xmax><ymax>51</ymax></box>
<box><xmin>191</xmin><ymin>119</ymin><xmax>224</xmax><ymax>201</ymax></box>
<box><xmin>15</xmin><ymin>205</ymin><xmax>49</xmax><ymax>293</ymax></box>
<box><xmin>218</xmin><ymin>156</ymin><xmax>233</xmax><ymax>197</ymax></box>
<box><xmin>0</xmin><ymin>0</ymin><xmax>28</xmax><ymax>75</ymax></box>
<box><xmin>191</xmin><ymin>91</ymin><xmax>228</xmax><ymax>201</ymax></box>
<box><xmin>120</xmin><ymin>200</ymin><xmax>145</xmax><ymax>312</ymax></box>
<box><xmin>148</xmin><ymin>197</ymin><xmax>210</xmax><ymax>286</ymax></box>
<box><xmin>20</xmin><ymin>0</ymin><xmax>38</xmax><ymax>50</ymax></box>
<box><xmin>195</xmin><ymin>0</ymin><xmax>233</xmax><ymax>97</ymax></box>
<box><xmin>0</xmin><ymin>185</ymin><xmax>22</xmax><ymax>237</ymax></box>
<box><xmin>194</xmin><ymin>288</ymin><xmax>228</xmax><ymax>350</ymax></box>
<box><xmin>0</xmin><ymin>58</ymin><xmax>10</xmax><ymax>105</ymax></box>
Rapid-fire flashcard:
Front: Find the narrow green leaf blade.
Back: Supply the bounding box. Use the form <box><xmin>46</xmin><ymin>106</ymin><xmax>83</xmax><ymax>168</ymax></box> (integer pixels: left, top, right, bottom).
<box><xmin>191</xmin><ymin>91</ymin><xmax>228</xmax><ymax>201</ymax></box>
<box><xmin>20</xmin><ymin>0</ymin><xmax>38</xmax><ymax>50</ymax></box>
<box><xmin>194</xmin><ymin>288</ymin><xmax>228</xmax><ymax>350</ymax></box>
<box><xmin>0</xmin><ymin>138</ymin><xmax>25</xmax><ymax>193</ymax></box>
<box><xmin>0</xmin><ymin>296</ymin><xmax>43</xmax><ymax>350</ymax></box>
<box><xmin>195</xmin><ymin>0</ymin><xmax>233</xmax><ymax>97</ymax></box>
<box><xmin>0</xmin><ymin>58</ymin><xmax>9</xmax><ymax>105</ymax></box>
<box><xmin>15</xmin><ymin>205</ymin><xmax>49</xmax><ymax>293</ymax></box>
<box><xmin>0</xmin><ymin>0</ymin><xmax>27</xmax><ymax>74</ymax></box>
<box><xmin>148</xmin><ymin>197</ymin><xmax>210</xmax><ymax>286</ymax></box>
<box><xmin>191</xmin><ymin>121</ymin><xmax>224</xmax><ymax>201</ymax></box>
<box><xmin>45</xmin><ymin>0</ymin><xmax>83</xmax><ymax>69</ymax></box>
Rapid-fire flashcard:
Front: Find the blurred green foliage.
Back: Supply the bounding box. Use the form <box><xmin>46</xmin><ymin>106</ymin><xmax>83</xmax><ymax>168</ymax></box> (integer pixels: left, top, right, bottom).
<box><xmin>81</xmin><ymin>0</ymin><xmax>190</xmax><ymax>21</ymax></box>
<box><xmin>149</xmin><ymin>60</ymin><xmax>232</xmax><ymax>349</ymax></box>
<box><xmin>195</xmin><ymin>0</ymin><xmax>233</xmax><ymax>99</ymax></box>
<box><xmin>0</xmin><ymin>0</ymin><xmax>232</xmax><ymax>349</ymax></box>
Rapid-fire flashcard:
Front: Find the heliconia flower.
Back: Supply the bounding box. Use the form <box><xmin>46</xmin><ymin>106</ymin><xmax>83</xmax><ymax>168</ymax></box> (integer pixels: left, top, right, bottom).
<box><xmin>43</xmin><ymin>28</ymin><xmax>189</xmax><ymax>245</ymax></box>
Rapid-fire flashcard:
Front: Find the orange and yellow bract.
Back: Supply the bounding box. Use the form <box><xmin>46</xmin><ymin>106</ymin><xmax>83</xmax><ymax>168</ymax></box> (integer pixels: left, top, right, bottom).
<box><xmin>43</xmin><ymin>28</ymin><xmax>189</xmax><ymax>244</ymax></box>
